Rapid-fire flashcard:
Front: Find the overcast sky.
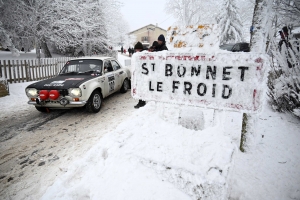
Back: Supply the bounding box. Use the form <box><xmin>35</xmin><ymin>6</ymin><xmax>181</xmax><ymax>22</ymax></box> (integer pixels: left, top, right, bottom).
<box><xmin>118</xmin><ymin>0</ymin><xmax>176</xmax><ymax>32</ymax></box>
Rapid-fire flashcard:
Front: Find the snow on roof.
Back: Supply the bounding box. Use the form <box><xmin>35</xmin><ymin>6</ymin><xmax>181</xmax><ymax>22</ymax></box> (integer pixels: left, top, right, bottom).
<box><xmin>128</xmin><ymin>24</ymin><xmax>167</xmax><ymax>34</ymax></box>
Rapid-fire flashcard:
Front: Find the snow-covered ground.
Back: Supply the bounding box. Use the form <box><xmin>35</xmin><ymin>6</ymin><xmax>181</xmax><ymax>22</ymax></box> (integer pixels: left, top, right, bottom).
<box><xmin>0</xmin><ymin>52</ymin><xmax>300</xmax><ymax>200</ymax></box>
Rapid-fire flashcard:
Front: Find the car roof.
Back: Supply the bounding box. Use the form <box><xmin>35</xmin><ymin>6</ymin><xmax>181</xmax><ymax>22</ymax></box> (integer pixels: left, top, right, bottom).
<box><xmin>69</xmin><ymin>56</ymin><xmax>114</xmax><ymax>61</ymax></box>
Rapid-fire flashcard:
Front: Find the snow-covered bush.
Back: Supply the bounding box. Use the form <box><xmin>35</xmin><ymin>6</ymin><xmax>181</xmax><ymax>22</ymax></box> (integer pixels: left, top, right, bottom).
<box><xmin>268</xmin><ymin>27</ymin><xmax>300</xmax><ymax>117</ymax></box>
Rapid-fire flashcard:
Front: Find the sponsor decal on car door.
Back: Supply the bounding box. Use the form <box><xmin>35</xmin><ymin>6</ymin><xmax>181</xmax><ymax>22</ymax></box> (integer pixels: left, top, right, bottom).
<box><xmin>107</xmin><ymin>74</ymin><xmax>115</xmax><ymax>93</ymax></box>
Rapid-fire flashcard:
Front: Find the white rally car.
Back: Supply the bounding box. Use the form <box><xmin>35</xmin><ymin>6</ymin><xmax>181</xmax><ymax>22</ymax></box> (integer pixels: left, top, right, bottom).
<box><xmin>25</xmin><ymin>57</ymin><xmax>131</xmax><ymax>113</ymax></box>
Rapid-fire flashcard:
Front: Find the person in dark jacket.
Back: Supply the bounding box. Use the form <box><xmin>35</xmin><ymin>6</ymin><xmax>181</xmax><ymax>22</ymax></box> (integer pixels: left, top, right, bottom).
<box><xmin>148</xmin><ymin>41</ymin><xmax>158</xmax><ymax>52</ymax></box>
<box><xmin>133</xmin><ymin>41</ymin><xmax>146</xmax><ymax>109</ymax></box>
<box><xmin>156</xmin><ymin>34</ymin><xmax>168</xmax><ymax>51</ymax></box>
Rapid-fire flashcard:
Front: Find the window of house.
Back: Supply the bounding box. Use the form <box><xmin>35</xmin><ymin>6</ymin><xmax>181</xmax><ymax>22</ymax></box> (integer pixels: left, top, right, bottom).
<box><xmin>141</xmin><ymin>36</ymin><xmax>149</xmax><ymax>42</ymax></box>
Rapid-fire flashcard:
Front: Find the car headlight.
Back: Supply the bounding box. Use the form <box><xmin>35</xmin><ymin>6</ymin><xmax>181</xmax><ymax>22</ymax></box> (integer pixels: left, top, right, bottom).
<box><xmin>68</xmin><ymin>88</ymin><xmax>82</xmax><ymax>97</ymax></box>
<box><xmin>25</xmin><ymin>88</ymin><xmax>38</xmax><ymax>98</ymax></box>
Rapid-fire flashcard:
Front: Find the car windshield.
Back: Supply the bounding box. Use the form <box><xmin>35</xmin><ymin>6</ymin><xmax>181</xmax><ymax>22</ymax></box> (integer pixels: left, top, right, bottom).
<box><xmin>60</xmin><ymin>59</ymin><xmax>103</xmax><ymax>75</ymax></box>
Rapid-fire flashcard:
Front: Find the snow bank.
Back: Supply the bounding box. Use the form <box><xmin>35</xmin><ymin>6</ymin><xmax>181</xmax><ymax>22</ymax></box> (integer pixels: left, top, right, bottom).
<box><xmin>41</xmin><ymin>102</ymin><xmax>238</xmax><ymax>200</ymax></box>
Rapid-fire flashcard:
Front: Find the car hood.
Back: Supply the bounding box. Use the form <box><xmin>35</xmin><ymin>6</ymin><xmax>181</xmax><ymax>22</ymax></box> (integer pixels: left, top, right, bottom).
<box><xmin>26</xmin><ymin>75</ymin><xmax>97</xmax><ymax>90</ymax></box>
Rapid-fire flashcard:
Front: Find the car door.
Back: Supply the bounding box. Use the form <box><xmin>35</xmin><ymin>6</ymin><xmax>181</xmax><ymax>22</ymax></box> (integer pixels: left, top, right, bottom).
<box><xmin>103</xmin><ymin>60</ymin><xmax>117</xmax><ymax>95</ymax></box>
<box><xmin>111</xmin><ymin>59</ymin><xmax>123</xmax><ymax>90</ymax></box>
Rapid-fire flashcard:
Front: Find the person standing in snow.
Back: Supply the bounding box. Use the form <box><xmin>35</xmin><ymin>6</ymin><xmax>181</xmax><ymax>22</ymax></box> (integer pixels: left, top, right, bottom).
<box><xmin>133</xmin><ymin>41</ymin><xmax>146</xmax><ymax>109</ymax></box>
<box><xmin>128</xmin><ymin>47</ymin><xmax>131</xmax><ymax>56</ymax></box>
<box><xmin>121</xmin><ymin>46</ymin><xmax>123</xmax><ymax>54</ymax></box>
<box><xmin>156</xmin><ymin>34</ymin><xmax>168</xmax><ymax>51</ymax></box>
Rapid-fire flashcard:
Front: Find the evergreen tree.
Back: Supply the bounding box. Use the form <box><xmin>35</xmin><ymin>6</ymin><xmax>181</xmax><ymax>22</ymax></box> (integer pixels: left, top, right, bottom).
<box><xmin>217</xmin><ymin>0</ymin><xmax>244</xmax><ymax>45</ymax></box>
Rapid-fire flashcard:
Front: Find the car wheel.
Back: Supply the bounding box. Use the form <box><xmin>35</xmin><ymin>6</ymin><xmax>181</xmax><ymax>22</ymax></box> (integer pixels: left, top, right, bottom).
<box><xmin>86</xmin><ymin>90</ymin><xmax>102</xmax><ymax>113</ymax></box>
<box><xmin>120</xmin><ymin>78</ymin><xmax>130</xmax><ymax>93</ymax></box>
<box><xmin>35</xmin><ymin>106</ymin><xmax>48</xmax><ymax>112</ymax></box>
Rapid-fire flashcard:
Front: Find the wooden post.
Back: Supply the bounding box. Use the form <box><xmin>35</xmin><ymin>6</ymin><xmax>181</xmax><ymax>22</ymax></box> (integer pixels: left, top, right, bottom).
<box><xmin>3</xmin><ymin>60</ymin><xmax>8</xmax><ymax>81</ymax></box>
<box><xmin>20</xmin><ymin>60</ymin><xmax>25</xmax><ymax>82</ymax></box>
<box><xmin>31</xmin><ymin>60</ymin><xmax>35</xmax><ymax>81</ymax></box>
<box><xmin>25</xmin><ymin>60</ymin><xmax>30</xmax><ymax>82</ymax></box>
<box><xmin>11</xmin><ymin>60</ymin><xmax>16</xmax><ymax>83</ymax></box>
<box><xmin>47</xmin><ymin>59</ymin><xmax>51</xmax><ymax>78</ymax></box>
<box><xmin>41</xmin><ymin>59</ymin><xmax>44</xmax><ymax>79</ymax></box>
<box><xmin>16</xmin><ymin>60</ymin><xmax>20</xmax><ymax>83</ymax></box>
<box><xmin>35</xmin><ymin>59</ymin><xmax>43</xmax><ymax>80</ymax></box>
<box><xmin>8</xmin><ymin>60</ymin><xmax>12</xmax><ymax>83</ymax></box>
<box><xmin>0</xmin><ymin>60</ymin><xmax>2</xmax><ymax>78</ymax></box>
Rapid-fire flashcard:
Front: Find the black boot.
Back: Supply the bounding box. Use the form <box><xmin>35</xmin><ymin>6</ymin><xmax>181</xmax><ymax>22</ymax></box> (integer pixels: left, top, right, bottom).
<box><xmin>134</xmin><ymin>100</ymin><xmax>146</xmax><ymax>109</ymax></box>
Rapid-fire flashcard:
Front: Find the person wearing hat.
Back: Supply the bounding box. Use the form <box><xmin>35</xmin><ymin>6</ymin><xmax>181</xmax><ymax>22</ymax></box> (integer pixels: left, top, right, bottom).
<box><xmin>148</xmin><ymin>41</ymin><xmax>158</xmax><ymax>52</ymax></box>
<box><xmin>134</xmin><ymin>41</ymin><xmax>143</xmax><ymax>52</ymax></box>
<box><xmin>133</xmin><ymin>41</ymin><xmax>146</xmax><ymax>109</ymax></box>
<box><xmin>156</xmin><ymin>34</ymin><xmax>168</xmax><ymax>51</ymax></box>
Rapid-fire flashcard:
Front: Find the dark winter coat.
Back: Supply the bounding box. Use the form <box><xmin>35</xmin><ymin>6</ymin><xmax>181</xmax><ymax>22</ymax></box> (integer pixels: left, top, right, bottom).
<box><xmin>156</xmin><ymin>42</ymin><xmax>168</xmax><ymax>51</ymax></box>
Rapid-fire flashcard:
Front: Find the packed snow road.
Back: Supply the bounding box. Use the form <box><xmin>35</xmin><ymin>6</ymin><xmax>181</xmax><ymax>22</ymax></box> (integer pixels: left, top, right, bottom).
<box><xmin>0</xmin><ymin>91</ymin><xmax>136</xmax><ymax>199</ymax></box>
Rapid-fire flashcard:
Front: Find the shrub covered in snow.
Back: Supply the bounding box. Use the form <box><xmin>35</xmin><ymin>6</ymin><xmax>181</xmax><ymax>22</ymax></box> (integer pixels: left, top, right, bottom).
<box><xmin>268</xmin><ymin>27</ymin><xmax>300</xmax><ymax>117</ymax></box>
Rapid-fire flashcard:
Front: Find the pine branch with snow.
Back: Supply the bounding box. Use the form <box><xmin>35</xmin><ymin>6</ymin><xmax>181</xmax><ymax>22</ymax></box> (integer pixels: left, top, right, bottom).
<box><xmin>217</xmin><ymin>0</ymin><xmax>244</xmax><ymax>45</ymax></box>
<box><xmin>268</xmin><ymin>28</ymin><xmax>300</xmax><ymax>117</ymax></box>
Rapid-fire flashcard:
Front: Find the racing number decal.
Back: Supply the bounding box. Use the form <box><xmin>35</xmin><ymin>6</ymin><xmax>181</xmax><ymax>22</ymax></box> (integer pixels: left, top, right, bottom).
<box><xmin>108</xmin><ymin>75</ymin><xmax>115</xmax><ymax>92</ymax></box>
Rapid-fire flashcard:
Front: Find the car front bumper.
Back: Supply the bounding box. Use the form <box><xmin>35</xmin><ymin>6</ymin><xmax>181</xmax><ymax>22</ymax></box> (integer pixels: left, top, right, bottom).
<box><xmin>27</xmin><ymin>99</ymin><xmax>87</xmax><ymax>108</ymax></box>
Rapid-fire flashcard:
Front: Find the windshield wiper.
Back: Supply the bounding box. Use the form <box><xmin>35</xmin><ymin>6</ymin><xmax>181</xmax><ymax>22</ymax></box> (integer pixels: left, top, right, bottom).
<box><xmin>60</xmin><ymin>71</ymin><xmax>79</xmax><ymax>75</ymax></box>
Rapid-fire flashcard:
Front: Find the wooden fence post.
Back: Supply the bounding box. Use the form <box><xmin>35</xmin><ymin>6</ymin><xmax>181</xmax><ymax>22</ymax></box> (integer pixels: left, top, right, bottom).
<box><xmin>12</xmin><ymin>60</ymin><xmax>16</xmax><ymax>83</ymax></box>
<box><xmin>3</xmin><ymin>60</ymin><xmax>8</xmax><ymax>81</ymax></box>
<box><xmin>24</xmin><ymin>60</ymin><xmax>31</xmax><ymax>82</ymax></box>
<box><xmin>16</xmin><ymin>60</ymin><xmax>20</xmax><ymax>83</ymax></box>
<box><xmin>20</xmin><ymin>60</ymin><xmax>24</xmax><ymax>82</ymax></box>
<box><xmin>8</xmin><ymin>60</ymin><xmax>12</xmax><ymax>83</ymax></box>
<box><xmin>0</xmin><ymin>60</ymin><xmax>2</xmax><ymax>78</ymax></box>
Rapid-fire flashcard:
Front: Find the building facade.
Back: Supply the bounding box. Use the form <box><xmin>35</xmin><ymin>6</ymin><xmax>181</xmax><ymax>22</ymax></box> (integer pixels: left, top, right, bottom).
<box><xmin>128</xmin><ymin>24</ymin><xmax>167</xmax><ymax>49</ymax></box>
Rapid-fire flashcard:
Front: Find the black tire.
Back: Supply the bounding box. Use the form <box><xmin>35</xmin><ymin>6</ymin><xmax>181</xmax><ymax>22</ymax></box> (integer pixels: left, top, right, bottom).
<box><xmin>86</xmin><ymin>90</ymin><xmax>102</xmax><ymax>113</ymax></box>
<box><xmin>35</xmin><ymin>106</ymin><xmax>48</xmax><ymax>112</ymax></box>
<box><xmin>120</xmin><ymin>78</ymin><xmax>130</xmax><ymax>93</ymax></box>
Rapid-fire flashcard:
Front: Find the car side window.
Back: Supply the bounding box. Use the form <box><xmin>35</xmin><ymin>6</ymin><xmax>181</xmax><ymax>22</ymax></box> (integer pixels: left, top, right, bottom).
<box><xmin>111</xmin><ymin>60</ymin><xmax>121</xmax><ymax>71</ymax></box>
<box><xmin>104</xmin><ymin>61</ymin><xmax>114</xmax><ymax>72</ymax></box>
<box><xmin>241</xmin><ymin>44</ymin><xmax>249</xmax><ymax>52</ymax></box>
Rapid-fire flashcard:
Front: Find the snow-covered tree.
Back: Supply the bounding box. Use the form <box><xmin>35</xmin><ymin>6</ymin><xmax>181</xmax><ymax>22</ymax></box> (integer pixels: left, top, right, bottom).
<box><xmin>250</xmin><ymin>0</ymin><xmax>273</xmax><ymax>53</ymax></box>
<box><xmin>274</xmin><ymin>0</ymin><xmax>300</xmax><ymax>26</ymax></box>
<box><xmin>123</xmin><ymin>34</ymin><xmax>136</xmax><ymax>49</ymax></box>
<box><xmin>49</xmin><ymin>0</ymin><xmax>122</xmax><ymax>56</ymax></box>
<box><xmin>267</xmin><ymin>0</ymin><xmax>300</xmax><ymax>117</ymax></box>
<box><xmin>0</xmin><ymin>0</ymin><xmax>54</xmax><ymax>58</ymax></box>
<box><xmin>237</xmin><ymin>0</ymin><xmax>255</xmax><ymax>42</ymax></box>
<box><xmin>165</xmin><ymin>0</ymin><xmax>219</xmax><ymax>26</ymax></box>
<box><xmin>0</xmin><ymin>22</ymin><xmax>19</xmax><ymax>56</ymax></box>
<box><xmin>217</xmin><ymin>0</ymin><xmax>244</xmax><ymax>45</ymax></box>
<box><xmin>0</xmin><ymin>0</ymin><xmax>124</xmax><ymax>57</ymax></box>
<box><xmin>104</xmin><ymin>3</ymin><xmax>129</xmax><ymax>48</ymax></box>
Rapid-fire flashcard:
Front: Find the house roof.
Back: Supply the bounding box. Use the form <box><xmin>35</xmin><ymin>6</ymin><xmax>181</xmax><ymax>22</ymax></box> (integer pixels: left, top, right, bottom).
<box><xmin>128</xmin><ymin>24</ymin><xmax>167</xmax><ymax>34</ymax></box>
